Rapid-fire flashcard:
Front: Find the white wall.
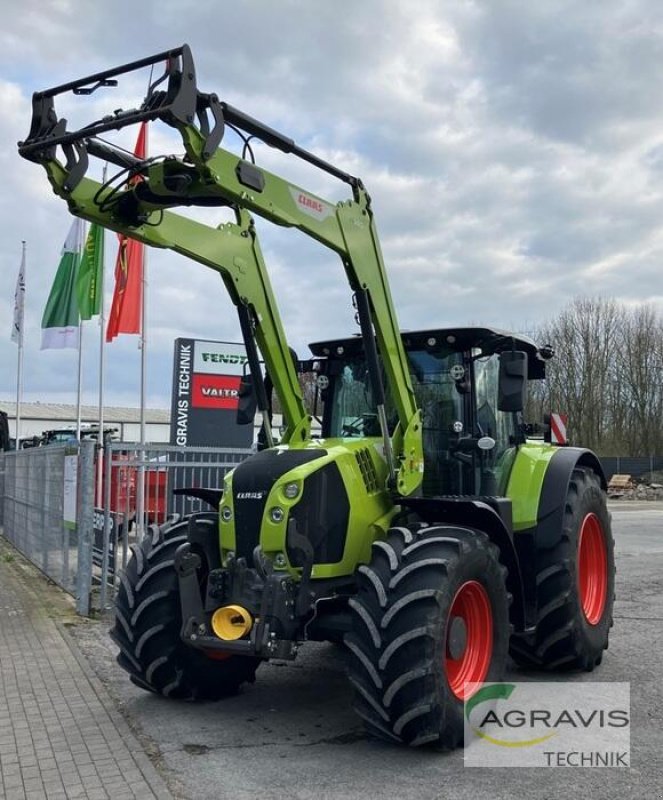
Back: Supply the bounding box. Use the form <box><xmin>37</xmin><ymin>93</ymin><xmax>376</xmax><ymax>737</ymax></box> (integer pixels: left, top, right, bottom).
<box><xmin>13</xmin><ymin>414</ymin><xmax>319</xmax><ymax>447</ymax></box>
<box><xmin>13</xmin><ymin>417</ymin><xmax>171</xmax><ymax>444</ymax></box>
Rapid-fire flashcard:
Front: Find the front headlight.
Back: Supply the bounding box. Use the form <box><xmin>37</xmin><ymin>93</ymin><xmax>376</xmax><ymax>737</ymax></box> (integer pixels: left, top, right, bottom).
<box><xmin>283</xmin><ymin>482</ymin><xmax>299</xmax><ymax>499</ymax></box>
<box><xmin>269</xmin><ymin>506</ymin><xmax>285</xmax><ymax>523</ymax></box>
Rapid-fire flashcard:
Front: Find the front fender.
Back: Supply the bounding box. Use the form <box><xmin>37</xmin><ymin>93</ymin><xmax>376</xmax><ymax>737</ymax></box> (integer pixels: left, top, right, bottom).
<box><xmin>535</xmin><ymin>446</ymin><xmax>606</xmax><ymax>549</ymax></box>
<box><xmin>507</xmin><ymin>444</ymin><xmax>607</xmax><ymax>627</ymax></box>
<box><xmin>506</xmin><ymin>443</ymin><xmax>605</xmax><ymax>534</ymax></box>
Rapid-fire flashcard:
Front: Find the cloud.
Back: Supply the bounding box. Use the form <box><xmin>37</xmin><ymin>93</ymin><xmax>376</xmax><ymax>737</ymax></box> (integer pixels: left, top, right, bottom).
<box><xmin>1</xmin><ymin>0</ymin><xmax>662</xmax><ymax>414</ymax></box>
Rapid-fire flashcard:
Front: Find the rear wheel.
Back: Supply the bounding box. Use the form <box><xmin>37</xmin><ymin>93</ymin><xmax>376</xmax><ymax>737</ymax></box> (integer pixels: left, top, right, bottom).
<box><xmin>509</xmin><ymin>466</ymin><xmax>615</xmax><ymax>671</ymax></box>
<box><xmin>345</xmin><ymin>525</ymin><xmax>510</xmax><ymax>749</ymax></box>
<box><xmin>110</xmin><ymin>518</ymin><xmax>260</xmax><ymax>699</ymax></box>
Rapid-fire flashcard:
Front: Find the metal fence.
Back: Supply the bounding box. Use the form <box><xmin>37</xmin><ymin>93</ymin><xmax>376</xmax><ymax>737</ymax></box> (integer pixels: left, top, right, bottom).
<box><xmin>95</xmin><ymin>443</ymin><xmax>250</xmax><ymax>609</ymax></box>
<box><xmin>1</xmin><ymin>441</ymin><xmax>660</xmax><ymax>614</ymax></box>
<box><xmin>0</xmin><ymin>441</ymin><xmax>250</xmax><ymax>615</ymax></box>
<box><xmin>599</xmin><ymin>456</ymin><xmax>663</xmax><ymax>483</ymax></box>
<box><xmin>0</xmin><ymin>441</ymin><xmax>94</xmax><ymax>605</ymax></box>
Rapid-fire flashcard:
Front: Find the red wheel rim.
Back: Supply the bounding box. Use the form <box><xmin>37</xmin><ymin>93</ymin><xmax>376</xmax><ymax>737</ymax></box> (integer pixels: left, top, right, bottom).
<box><xmin>203</xmin><ymin>649</ymin><xmax>231</xmax><ymax>661</ymax></box>
<box><xmin>445</xmin><ymin>580</ymin><xmax>493</xmax><ymax>700</ymax></box>
<box><xmin>578</xmin><ymin>513</ymin><xmax>608</xmax><ymax>625</ymax></box>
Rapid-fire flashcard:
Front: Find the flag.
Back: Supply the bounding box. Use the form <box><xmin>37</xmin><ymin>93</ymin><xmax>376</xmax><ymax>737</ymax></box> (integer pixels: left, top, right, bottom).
<box><xmin>76</xmin><ymin>222</ymin><xmax>104</xmax><ymax>320</ymax></box>
<box><xmin>41</xmin><ymin>218</ymin><xmax>82</xmax><ymax>349</ymax></box>
<box><xmin>106</xmin><ymin>122</ymin><xmax>147</xmax><ymax>342</ymax></box>
<box><xmin>11</xmin><ymin>244</ymin><xmax>25</xmax><ymax>344</ymax></box>
<box><xmin>105</xmin><ymin>236</ymin><xmax>143</xmax><ymax>341</ymax></box>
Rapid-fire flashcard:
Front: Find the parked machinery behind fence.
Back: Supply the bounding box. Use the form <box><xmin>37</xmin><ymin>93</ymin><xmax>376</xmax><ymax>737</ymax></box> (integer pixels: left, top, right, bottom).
<box><xmin>0</xmin><ymin>412</ymin><xmax>10</xmax><ymax>451</ymax></box>
<box><xmin>19</xmin><ymin>45</ymin><xmax>615</xmax><ymax>749</ymax></box>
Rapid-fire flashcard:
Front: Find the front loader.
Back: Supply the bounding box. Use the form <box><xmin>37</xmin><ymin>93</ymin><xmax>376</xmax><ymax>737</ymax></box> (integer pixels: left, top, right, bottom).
<box><xmin>19</xmin><ymin>45</ymin><xmax>615</xmax><ymax>749</ymax></box>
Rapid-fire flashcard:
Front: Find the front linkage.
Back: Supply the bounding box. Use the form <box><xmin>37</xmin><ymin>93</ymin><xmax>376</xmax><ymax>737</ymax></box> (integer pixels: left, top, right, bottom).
<box><xmin>175</xmin><ymin>517</ymin><xmax>318</xmax><ymax>661</ymax></box>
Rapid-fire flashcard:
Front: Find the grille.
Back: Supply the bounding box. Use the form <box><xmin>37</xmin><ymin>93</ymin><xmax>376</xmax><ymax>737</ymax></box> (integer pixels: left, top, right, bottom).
<box><xmin>288</xmin><ymin>463</ymin><xmax>350</xmax><ymax>566</ymax></box>
<box><xmin>355</xmin><ymin>448</ymin><xmax>379</xmax><ymax>494</ymax></box>
<box><xmin>232</xmin><ymin>448</ymin><xmax>326</xmax><ymax>561</ymax></box>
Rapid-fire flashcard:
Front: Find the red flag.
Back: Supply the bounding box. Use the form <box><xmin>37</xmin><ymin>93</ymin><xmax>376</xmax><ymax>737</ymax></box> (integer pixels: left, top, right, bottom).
<box><xmin>106</xmin><ymin>122</ymin><xmax>147</xmax><ymax>342</ymax></box>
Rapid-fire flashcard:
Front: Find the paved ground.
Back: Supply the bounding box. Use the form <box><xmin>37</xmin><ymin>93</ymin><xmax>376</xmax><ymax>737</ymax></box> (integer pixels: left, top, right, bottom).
<box><xmin>0</xmin><ymin>538</ymin><xmax>173</xmax><ymax>800</ymax></box>
<box><xmin>3</xmin><ymin>503</ymin><xmax>663</xmax><ymax>799</ymax></box>
<box><xmin>64</xmin><ymin>501</ymin><xmax>663</xmax><ymax>800</ymax></box>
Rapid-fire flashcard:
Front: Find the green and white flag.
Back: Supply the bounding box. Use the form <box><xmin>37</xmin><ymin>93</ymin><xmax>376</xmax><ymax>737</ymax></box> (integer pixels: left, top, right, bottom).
<box><xmin>41</xmin><ymin>218</ymin><xmax>82</xmax><ymax>349</ymax></box>
<box><xmin>76</xmin><ymin>222</ymin><xmax>103</xmax><ymax>320</ymax></box>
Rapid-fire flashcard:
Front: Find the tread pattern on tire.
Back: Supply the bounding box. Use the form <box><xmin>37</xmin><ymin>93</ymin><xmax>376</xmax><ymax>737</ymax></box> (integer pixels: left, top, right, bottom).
<box><xmin>345</xmin><ymin>525</ymin><xmax>510</xmax><ymax>749</ymax></box>
<box><xmin>110</xmin><ymin>518</ymin><xmax>260</xmax><ymax>700</ymax></box>
<box><xmin>509</xmin><ymin>466</ymin><xmax>615</xmax><ymax>671</ymax></box>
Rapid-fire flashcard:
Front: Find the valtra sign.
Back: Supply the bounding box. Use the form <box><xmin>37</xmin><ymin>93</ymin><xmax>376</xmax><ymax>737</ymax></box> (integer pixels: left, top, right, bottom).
<box><xmin>170</xmin><ymin>338</ymin><xmax>253</xmax><ymax>448</ymax></box>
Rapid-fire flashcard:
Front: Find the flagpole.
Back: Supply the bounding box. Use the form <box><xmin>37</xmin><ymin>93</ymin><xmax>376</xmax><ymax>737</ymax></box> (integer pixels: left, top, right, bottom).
<box><xmin>97</xmin><ymin>167</ymin><xmax>107</xmax><ymax>506</ymax></box>
<box><xmin>75</xmin><ymin>223</ymin><xmax>85</xmax><ymax>440</ymax></box>
<box><xmin>15</xmin><ymin>333</ymin><xmax>23</xmax><ymax>445</ymax></box>
<box><xmin>15</xmin><ymin>240</ymin><xmax>26</xmax><ymax>447</ymax></box>
<box><xmin>136</xmin><ymin>123</ymin><xmax>149</xmax><ymax>537</ymax></box>
<box><xmin>140</xmin><ymin>125</ymin><xmax>149</xmax><ymax>448</ymax></box>
<box><xmin>140</xmin><ymin>246</ymin><xmax>147</xmax><ymax>447</ymax></box>
<box><xmin>104</xmin><ymin>121</ymin><xmax>147</xmax><ymax>534</ymax></box>
<box><xmin>135</xmin><ymin>238</ymin><xmax>148</xmax><ymax>536</ymax></box>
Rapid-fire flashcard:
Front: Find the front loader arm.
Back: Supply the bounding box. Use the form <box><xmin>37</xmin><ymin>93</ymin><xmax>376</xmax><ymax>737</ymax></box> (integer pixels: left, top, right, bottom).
<box><xmin>44</xmin><ymin>160</ymin><xmax>309</xmax><ymax>444</ymax></box>
<box><xmin>18</xmin><ymin>44</ymin><xmax>423</xmax><ymax>494</ymax></box>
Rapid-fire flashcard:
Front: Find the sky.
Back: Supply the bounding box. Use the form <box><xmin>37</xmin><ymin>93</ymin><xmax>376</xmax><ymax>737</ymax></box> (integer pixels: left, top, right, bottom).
<box><xmin>1</xmin><ymin>0</ymin><xmax>663</xmax><ymax>411</ymax></box>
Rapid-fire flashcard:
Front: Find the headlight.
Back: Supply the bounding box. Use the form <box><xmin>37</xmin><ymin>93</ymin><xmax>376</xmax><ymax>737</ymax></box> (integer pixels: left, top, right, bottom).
<box><xmin>283</xmin><ymin>482</ymin><xmax>299</xmax><ymax>499</ymax></box>
<box><xmin>269</xmin><ymin>506</ymin><xmax>285</xmax><ymax>523</ymax></box>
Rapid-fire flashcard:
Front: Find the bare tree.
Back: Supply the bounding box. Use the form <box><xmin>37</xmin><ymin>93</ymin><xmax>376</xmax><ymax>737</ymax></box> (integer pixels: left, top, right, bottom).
<box><xmin>529</xmin><ymin>297</ymin><xmax>663</xmax><ymax>455</ymax></box>
<box><xmin>535</xmin><ymin>298</ymin><xmax>620</xmax><ymax>451</ymax></box>
<box><xmin>613</xmin><ymin>305</ymin><xmax>663</xmax><ymax>455</ymax></box>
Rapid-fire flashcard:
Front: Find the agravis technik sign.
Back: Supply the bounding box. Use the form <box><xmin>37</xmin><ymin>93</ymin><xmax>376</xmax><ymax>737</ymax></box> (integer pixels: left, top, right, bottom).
<box><xmin>170</xmin><ymin>338</ymin><xmax>253</xmax><ymax>448</ymax></box>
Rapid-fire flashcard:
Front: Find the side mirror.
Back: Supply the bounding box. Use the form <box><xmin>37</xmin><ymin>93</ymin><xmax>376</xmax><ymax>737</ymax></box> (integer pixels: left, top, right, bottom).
<box><xmin>236</xmin><ymin>374</ymin><xmax>257</xmax><ymax>425</ymax></box>
<box><xmin>498</xmin><ymin>351</ymin><xmax>527</xmax><ymax>412</ymax></box>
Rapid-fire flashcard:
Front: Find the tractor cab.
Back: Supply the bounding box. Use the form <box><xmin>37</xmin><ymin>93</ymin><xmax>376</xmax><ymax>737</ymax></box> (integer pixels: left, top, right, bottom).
<box><xmin>308</xmin><ymin>327</ymin><xmax>546</xmax><ymax>498</ymax></box>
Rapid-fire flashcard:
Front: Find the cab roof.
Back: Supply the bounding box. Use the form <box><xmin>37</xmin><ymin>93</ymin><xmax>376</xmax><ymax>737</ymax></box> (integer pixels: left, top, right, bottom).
<box><xmin>309</xmin><ymin>326</ymin><xmax>546</xmax><ymax>379</ymax></box>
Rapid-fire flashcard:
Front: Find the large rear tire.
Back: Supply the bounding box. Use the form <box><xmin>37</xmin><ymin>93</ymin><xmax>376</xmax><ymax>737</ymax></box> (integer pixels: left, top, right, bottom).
<box><xmin>345</xmin><ymin>525</ymin><xmax>510</xmax><ymax>749</ymax></box>
<box><xmin>509</xmin><ymin>466</ymin><xmax>615</xmax><ymax>671</ymax></box>
<box><xmin>110</xmin><ymin>518</ymin><xmax>260</xmax><ymax>699</ymax></box>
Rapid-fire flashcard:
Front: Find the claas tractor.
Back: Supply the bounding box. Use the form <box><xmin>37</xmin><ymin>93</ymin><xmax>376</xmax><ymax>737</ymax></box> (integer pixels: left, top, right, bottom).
<box><xmin>19</xmin><ymin>45</ymin><xmax>615</xmax><ymax>749</ymax></box>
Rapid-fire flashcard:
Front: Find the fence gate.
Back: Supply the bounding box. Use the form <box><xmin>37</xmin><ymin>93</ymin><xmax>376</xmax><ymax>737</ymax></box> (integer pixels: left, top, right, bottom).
<box><xmin>95</xmin><ymin>443</ymin><xmax>250</xmax><ymax>610</ymax></box>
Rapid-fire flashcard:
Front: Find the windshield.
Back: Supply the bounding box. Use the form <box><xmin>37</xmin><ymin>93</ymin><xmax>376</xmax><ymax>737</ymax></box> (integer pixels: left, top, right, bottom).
<box><xmin>329</xmin><ymin>361</ymin><xmax>379</xmax><ymax>437</ymax></box>
<box><xmin>322</xmin><ymin>344</ymin><xmax>519</xmax><ymax>497</ymax></box>
<box><xmin>48</xmin><ymin>432</ymin><xmax>77</xmax><ymax>443</ymax></box>
<box><xmin>327</xmin><ymin>349</ymin><xmax>465</xmax><ymax>440</ymax></box>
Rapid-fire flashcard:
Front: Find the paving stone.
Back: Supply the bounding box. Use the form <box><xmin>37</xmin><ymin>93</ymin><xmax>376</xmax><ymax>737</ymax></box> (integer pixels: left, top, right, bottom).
<box><xmin>0</xmin><ymin>539</ymin><xmax>173</xmax><ymax>800</ymax></box>
<box><xmin>25</xmin><ymin>791</ymin><xmax>47</xmax><ymax>800</ymax></box>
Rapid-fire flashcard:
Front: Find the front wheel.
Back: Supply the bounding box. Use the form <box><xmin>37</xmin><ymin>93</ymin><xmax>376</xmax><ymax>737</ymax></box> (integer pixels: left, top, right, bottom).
<box><xmin>345</xmin><ymin>525</ymin><xmax>510</xmax><ymax>749</ymax></box>
<box><xmin>110</xmin><ymin>518</ymin><xmax>260</xmax><ymax>700</ymax></box>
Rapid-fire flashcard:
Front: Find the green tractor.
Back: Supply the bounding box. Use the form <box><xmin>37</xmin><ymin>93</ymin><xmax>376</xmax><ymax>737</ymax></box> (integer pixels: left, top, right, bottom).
<box><xmin>19</xmin><ymin>45</ymin><xmax>614</xmax><ymax>749</ymax></box>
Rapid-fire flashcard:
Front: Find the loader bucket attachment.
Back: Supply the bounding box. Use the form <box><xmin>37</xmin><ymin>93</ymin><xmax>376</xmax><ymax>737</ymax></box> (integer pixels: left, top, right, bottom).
<box><xmin>18</xmin><ymin>44</ymin><xmax>224</xmax><ymax>187</ymax></box>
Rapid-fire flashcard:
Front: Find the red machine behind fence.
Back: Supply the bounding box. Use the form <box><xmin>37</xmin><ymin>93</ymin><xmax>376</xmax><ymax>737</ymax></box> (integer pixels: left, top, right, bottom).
<box><xmin>96</xmin><ymin>451</ymin><xmax>168</xmax><ymax>529</ymax></box>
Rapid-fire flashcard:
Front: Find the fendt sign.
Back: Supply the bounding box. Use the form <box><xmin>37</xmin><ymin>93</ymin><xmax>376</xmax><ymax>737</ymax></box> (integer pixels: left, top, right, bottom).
<box><xmin>170</xmin><ymin>338</ymin><xmax>253</xmax><ymax>448</ymax></box>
